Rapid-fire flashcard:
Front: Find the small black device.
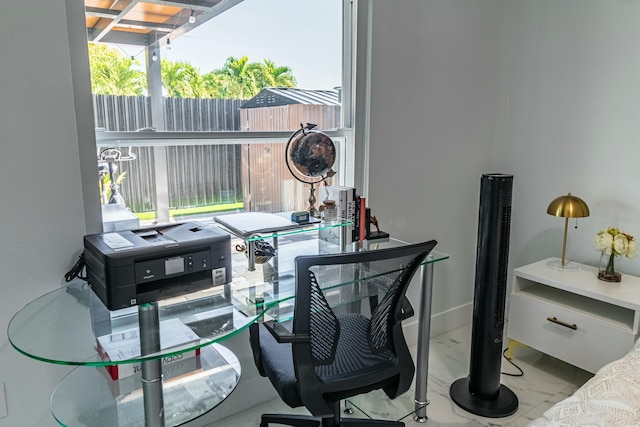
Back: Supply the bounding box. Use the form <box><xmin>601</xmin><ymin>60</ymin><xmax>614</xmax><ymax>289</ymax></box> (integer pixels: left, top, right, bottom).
<box><xmin>84</xmin><ymin>222</ymin><xmax>231</xmax><ymax>310</ymax></box>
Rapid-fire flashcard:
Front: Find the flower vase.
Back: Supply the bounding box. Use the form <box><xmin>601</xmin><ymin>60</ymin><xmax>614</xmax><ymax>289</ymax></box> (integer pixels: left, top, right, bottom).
<box><xmin>598</xmin><ymin>252</ymin><xmax>621</xmax><ymax>283</ymax></box>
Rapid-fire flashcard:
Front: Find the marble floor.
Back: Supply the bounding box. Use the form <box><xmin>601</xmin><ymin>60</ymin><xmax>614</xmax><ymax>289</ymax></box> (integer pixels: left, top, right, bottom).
<box><xmin>209</xmin><ymin>324</ymin><xmax>593</xmax><ymax>426</ymax></box>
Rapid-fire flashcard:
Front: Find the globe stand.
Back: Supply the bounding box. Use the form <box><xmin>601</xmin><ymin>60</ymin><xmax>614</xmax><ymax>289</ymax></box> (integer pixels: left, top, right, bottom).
<box><xmin>308</xmin><ymin>183</ymin><xmax>318</xmax><ymax>218</ymax></box>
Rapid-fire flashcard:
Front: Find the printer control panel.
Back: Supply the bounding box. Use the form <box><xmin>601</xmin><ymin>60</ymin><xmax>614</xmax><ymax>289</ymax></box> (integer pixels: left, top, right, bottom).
<box><xmin>134</xmin><ymin>249</ymin><xmax>216</xmax><ymax>284</ymax></box>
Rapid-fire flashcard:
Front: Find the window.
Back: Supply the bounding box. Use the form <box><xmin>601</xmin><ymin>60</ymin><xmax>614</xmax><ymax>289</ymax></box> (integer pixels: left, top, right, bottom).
<box><xmin>86</xmin><ymin>0</ymin><xmax>356</xmax><ymax>224</ymax></box>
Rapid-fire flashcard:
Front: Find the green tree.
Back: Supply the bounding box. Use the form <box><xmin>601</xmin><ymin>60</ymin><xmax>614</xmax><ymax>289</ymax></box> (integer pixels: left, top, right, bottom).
<box><xmin>88</xmin><ymin>43</ymin><xmax>146</xmax><ymax>96</ymax></box>
<box><xmin>201</xmin><ymin>72</ymin><xmax>226</xmax><ymax>98</ymax></box>
<box><xmin>206</xmin><ymin>56</ymin><xmax>296</xmax><ymax>99</ymax></box>
<box><xmin>211</xmin><ymin>56</ymin><xmax>262</xmax><ymax>99</ymax></box>
<box><xmin>87</xmin><ymin>45</ymin><xmax>298</xmax><ymax>99</ymax></box>
<box><xmin>255</xmin><ymin>59</ymin><xmax>297</xmax><ymax>88</ymax></box>
<box><xmin>161</xmin><ymin>60</ymin><xmax>205</xmax><ymax>98</ymax></box>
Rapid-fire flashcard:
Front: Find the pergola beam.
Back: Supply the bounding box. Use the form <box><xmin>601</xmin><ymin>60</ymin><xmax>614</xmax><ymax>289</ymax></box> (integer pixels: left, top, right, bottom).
<box><xmin>86</xmin><ymin>0</ymin><xmax>244</xmax><ymax>47</ymax></box>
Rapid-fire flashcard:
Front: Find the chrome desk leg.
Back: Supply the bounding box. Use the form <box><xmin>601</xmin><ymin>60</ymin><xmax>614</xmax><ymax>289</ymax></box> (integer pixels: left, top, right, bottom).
<box><xmin>414</xmin><ymin>263</ymin><xmax>434</xmax><ymax>422</ymax></box>
<box><xmin>248</xmin><ymin>240</ymin><xmax>256</xmax><ymax>271</ymax></box>
<box><xmin>139</xmin><ymin>303</ymin><xmax>165</xmax><ymax>427</ymax></box>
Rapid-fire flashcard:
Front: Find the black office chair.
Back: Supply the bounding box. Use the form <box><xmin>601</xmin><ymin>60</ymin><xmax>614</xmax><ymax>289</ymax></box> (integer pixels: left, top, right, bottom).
<box><xmin>249</xmin><ymin>240</ymin><xmax>437</xmax><ymax>427</ymax></box>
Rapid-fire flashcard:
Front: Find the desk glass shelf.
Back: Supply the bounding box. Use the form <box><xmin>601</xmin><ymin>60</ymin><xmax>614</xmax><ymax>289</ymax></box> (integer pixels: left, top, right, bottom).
<box><xmin>8</xmin><ymin>282</ymin><xmax>259</xmax><ymax>367</ymax></box>
<box><xmin>244</xmin><ymin>220</ymin><xmax>353</xmax><ymax>242</ymax></box>
<box><xmin>51</xmin><ymin>344</ymin><xmax>240</xmax><ymax>427</ymax></box>
<box><xmin>213</xmin><ymin>212</ymin><xmax>353</xmax><ymax>241</ymax></box>
<box><xmin>8</xmin><ymin>281</ymin><xmax>254</xmax><ymax>427</ymax></box>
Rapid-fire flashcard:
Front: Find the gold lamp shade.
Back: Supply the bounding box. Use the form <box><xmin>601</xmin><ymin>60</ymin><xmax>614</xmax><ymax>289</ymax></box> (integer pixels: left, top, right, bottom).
<box><xmin>547</xmin><ymin>193</ymin><xmax>590</xmax><ymax>270</ymax></box>
<box><xmin>547</xmin><ymin>193</ymin><xmax>590</xmax><ymax>218</ymax></box>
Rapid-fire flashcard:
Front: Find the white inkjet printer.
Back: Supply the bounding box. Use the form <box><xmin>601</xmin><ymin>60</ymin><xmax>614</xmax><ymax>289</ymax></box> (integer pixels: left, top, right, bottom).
<box><xmin>84</xmin><ymin>222</ymin><xmax>231</xmax><ymax>310</ymax></box>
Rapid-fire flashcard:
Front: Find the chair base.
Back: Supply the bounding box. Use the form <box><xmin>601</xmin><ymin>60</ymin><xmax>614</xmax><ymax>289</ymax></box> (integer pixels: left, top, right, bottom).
<box><xmin>260</xmin><ymin>413</ymin><xmax>404</xmax><ymax>427</ymax></box>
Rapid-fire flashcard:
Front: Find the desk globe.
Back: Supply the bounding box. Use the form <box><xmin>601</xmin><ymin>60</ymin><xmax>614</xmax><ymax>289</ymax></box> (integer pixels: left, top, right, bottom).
<box><xmin>285</xmin><ymin>123</ymin><xmax>336</xmax><ymax>217</ymax></box>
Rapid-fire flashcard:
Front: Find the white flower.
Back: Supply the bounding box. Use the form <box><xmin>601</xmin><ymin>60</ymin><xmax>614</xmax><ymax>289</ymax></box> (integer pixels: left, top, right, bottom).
<box><xmin>594</xmin><ymin>232</ymin><xmax>614</xmax><ymax>254</ymax></box>
<box><xmin>594</xmin><ymin>227</ymin><xmax>637</xmax><ymax>259</ymax></box>
<box><xmin>614</xmin><ymin>234</ymin><xmax>629</xmax><ymax>256</ymax></box>
<box><xmin>628</xmin><ymin>239</ymin><xmax>638</xmax><ymax>259</ymax></box>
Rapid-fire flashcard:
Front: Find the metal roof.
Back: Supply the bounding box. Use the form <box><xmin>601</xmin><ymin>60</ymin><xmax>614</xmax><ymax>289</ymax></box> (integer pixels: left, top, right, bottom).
<box><xmin>240</xmin><ymin>88</ymin><xmax>341</xmax><ymax>109</ymax></box>
<box><xmin>85</xmin><ymin>0</ymin><xmax>243</xmax><ymax>47</ymax></box>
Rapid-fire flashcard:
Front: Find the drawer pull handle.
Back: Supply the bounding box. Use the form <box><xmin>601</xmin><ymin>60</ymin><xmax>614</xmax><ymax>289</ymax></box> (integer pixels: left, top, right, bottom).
<box><xmin>547</xmin><ymin>316</ymin><xmax>577</xmax><ymax>330</ymax></box>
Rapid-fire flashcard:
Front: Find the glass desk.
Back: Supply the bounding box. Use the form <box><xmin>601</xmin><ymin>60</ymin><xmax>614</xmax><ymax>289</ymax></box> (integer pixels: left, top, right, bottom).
<box><xmin>8</xmin><ymin>231</ymin><xmax>448</xmax><ymax>426</ymax></box>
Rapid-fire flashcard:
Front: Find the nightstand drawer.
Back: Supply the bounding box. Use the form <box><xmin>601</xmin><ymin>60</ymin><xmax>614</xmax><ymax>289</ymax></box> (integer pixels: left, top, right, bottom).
<box><xmin>508</xmin><ymin>292</ymin><xmax>635</xmax><ymax>373</ymax></box>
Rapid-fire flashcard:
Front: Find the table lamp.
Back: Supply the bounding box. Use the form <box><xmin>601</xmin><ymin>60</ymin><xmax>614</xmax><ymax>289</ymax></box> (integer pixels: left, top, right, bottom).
<box><xmin>546</xmin><ymin>192</ymin><xmax>590</xmax><ymax>271</ymax></box>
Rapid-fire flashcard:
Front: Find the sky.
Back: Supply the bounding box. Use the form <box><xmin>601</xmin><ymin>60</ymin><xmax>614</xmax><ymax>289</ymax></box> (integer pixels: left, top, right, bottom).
<box><xmin>115</xmin><ymin>0</ymin><xmax>343</xmax><ymax>90</ymax></box>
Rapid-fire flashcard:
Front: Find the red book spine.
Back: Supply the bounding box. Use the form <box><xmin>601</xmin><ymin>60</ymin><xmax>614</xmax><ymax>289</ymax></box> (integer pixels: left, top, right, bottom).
<box><xmin>359</xmin><ymin>197</ymin><xmax>366</xmax><ymax>242</ymax></box>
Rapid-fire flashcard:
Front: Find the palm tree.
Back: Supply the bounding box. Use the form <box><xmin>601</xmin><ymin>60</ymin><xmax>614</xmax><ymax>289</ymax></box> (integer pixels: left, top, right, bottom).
<box><xmin>161</xmin><ymin>60</ymin><xmax>205</xmax><ymax>98</ymax></box>
<box><xmin>88</xmin><ymin>43</ymin><xmax>146</xmax><ymax>96</ymax></box>
<box><xmin>201</xmin><ymin>72</ymin><xmax>226</xmax><ymax>98</ymax></box>
<box><xmin>88</xmin><ymin>46</ymin><xmax>299</xmax><ymax>99</ymax></box>
<box><xmin>212</xmin><ymin>56</ymin><xmax>262</xmax><ymax>99</ymax></box>
<box><xmin>256</xmin><ymin>59</ymin><xmax>296</xmax><ymax>88</ymax></box>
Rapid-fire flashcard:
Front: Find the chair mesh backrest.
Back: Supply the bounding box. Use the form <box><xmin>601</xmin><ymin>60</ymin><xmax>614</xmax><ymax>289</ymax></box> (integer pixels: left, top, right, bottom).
<box><xmin>304</xmin><ymin>251</ymin><xmax>425</xmax><ymax>366</ymax></box>
<box><xmin>308</xmin><ymin>270</ymin><xmax>340</xmax><ymax>365</ymax></box>
<box><xmin>369</xmin><ymin>256</ymin><xmax>422</xmax><ymax>353</ymax></box>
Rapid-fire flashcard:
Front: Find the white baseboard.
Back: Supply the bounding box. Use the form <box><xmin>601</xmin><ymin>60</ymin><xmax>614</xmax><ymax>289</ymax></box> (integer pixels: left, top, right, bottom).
<box><xmin>403</xmin><ymin>302</ymin><xmax>472</xmax><ymax>348</ymax></box>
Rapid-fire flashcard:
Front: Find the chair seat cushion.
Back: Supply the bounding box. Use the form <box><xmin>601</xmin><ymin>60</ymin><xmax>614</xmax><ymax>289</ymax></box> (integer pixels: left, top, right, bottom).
<box><xmin>315</xmin><ymin>313</ymin><xmax>394</xmax><ymax>381</ymax></box>
<box><xmin>258</xmin><ymin>313</ymin><xmax>395</xmax><ymax>408</ymax></box>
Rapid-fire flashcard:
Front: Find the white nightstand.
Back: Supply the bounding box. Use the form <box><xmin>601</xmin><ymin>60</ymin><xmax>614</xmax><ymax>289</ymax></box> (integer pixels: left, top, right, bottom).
<box><xmin>507</xmin><ymin>258</ymin><xmax>640</xmax><ymax>373</ymax></box>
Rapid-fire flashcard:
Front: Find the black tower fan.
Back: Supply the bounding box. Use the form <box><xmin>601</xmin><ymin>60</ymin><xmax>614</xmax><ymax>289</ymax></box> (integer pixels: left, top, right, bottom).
<box><xmin>449</xmin><ymin>173</ymin><xmax>518</xmax><ymax>417</ymax></box>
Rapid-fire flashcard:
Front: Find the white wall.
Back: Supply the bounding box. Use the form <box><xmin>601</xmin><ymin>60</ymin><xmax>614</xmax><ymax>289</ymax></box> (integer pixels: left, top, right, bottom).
<box><xmin>364</xmin><ymin>0</ymin><xmax>514</xmax><ymax>327</ymax></box>
<box><xmin>505</xmin><ymin>0</ymin><xmax>640</xmax><ymax>275</ymax></box>
<box><xmin>0</xmin><ymin>1</ymin><xmax>92</xmax><ymax>425</ymax></box>
<box><xmin>365</xmin><ymin>0</ymin><xmax>640</xmax><ymax>338</ymax></box>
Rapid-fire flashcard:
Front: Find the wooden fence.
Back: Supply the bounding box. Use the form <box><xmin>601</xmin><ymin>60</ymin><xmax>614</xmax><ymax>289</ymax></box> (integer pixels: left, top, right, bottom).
<box><xmin>93</xmin><ymin>95</ymin><xmax>244</xmax><ymax>214</ymax></box>
<box><xmin>93</xmin><ymin>95</ymin><xmax>339</xmax><ymax>216</ymax></box>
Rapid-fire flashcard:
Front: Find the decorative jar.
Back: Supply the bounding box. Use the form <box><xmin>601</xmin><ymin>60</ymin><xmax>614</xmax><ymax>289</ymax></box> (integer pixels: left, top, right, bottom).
<box><xmin>320</xmin><ymin>199</ymin><xmax>338</xmax><ymax>223</ymax></box>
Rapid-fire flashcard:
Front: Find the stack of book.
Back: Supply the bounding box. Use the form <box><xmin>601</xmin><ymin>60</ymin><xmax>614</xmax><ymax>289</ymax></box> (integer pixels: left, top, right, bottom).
<box><xmin>318</xmin><ymin>185</ymin><xmax>359</xmax><ymax>245</ymax></box>
<box><xmin>318</xmin><ymin>185</ymin><xmax>390</xmax><ymax>243</ymax></box>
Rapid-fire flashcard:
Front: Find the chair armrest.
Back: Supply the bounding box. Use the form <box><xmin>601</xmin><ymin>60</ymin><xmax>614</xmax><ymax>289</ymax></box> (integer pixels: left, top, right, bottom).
<box><xmin>398</xmin><ymin>297</ymin><xmax>415</xmax><ymax>320</ymax></box>
<box><xmin>263</xmin><ymin>320</ymin><xmax>310</xmax><ymax>344</ymax></box>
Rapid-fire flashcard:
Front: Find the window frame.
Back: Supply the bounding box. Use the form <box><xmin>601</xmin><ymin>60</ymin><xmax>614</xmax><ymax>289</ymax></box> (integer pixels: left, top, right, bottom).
<box><xmin>92</xmin><ymin>0</ymin><xmax>358</xmax><ymax>223</ymax></box>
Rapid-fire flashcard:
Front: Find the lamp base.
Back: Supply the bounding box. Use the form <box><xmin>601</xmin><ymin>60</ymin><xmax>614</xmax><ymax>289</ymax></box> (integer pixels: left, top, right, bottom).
<box><xmin>546</xmin><ymin>257</ymin><xmax>579</xmax><ymax>272</ymax></box>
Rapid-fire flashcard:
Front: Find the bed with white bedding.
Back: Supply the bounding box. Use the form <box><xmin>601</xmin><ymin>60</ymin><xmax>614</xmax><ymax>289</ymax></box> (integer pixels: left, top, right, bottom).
<box><xmin>527</xmin><ymin>339</ymin><xmax>640</xmax><ymax>426</ymax></box>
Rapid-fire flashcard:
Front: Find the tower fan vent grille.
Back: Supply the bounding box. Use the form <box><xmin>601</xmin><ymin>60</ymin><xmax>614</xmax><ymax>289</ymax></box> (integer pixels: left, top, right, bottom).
<box><xmin>495</xmin><ymin>204</ymin><xmax>511</xmax><ymax>324</ymax></box>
